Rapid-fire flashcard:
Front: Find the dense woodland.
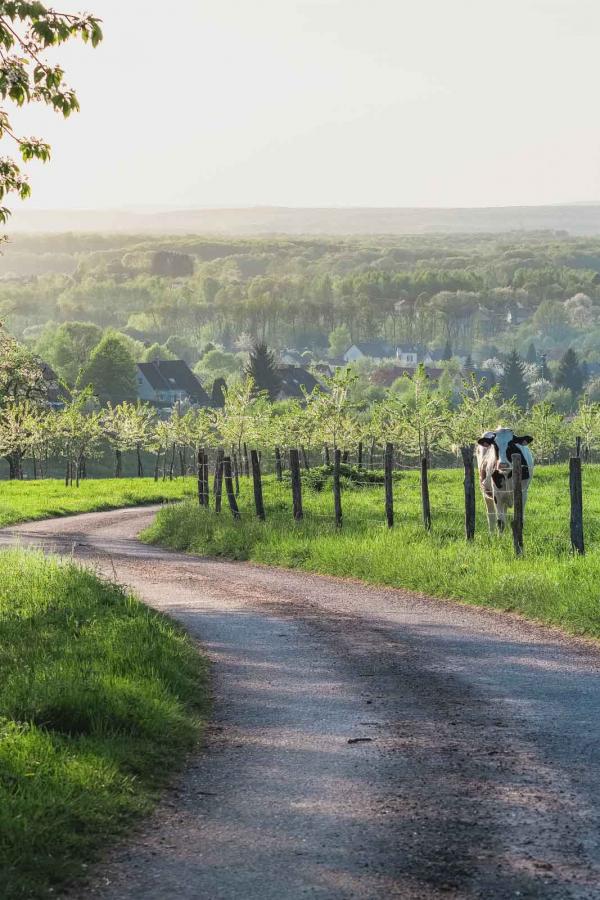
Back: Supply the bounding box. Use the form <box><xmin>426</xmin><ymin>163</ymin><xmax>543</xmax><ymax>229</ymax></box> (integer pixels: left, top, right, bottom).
<box><xmin>2</xmin><ymin>230</ymin><xmax>600</xmax><ymax>410</ymax></box>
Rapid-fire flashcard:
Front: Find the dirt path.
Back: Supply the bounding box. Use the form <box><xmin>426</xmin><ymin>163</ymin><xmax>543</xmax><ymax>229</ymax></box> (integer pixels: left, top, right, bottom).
<box><xmin>4</xmin><ymin>506</ymin><xmax>600</xmax><ymax>899</ymax></box>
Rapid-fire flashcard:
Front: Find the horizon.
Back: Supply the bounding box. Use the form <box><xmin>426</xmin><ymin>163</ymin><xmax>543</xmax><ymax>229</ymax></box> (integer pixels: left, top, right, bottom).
<box><xmin>10</xmin><ymin>0</ymin><xmax>600</xmax><ymax>219</ymax></box>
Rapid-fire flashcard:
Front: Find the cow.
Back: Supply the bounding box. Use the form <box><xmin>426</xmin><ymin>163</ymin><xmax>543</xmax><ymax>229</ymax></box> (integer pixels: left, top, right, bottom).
<box><xmin>476</xmin><ymin>428</ymin><xmax>534</xmax><ymax>532</ymax></box>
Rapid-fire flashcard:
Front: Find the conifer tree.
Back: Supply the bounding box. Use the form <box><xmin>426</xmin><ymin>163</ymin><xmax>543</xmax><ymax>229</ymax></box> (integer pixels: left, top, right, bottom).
<box><xmin>526</xmin><ymin>342</ymin><xmax>537</xmax><ymax>364</ymax></box>
<box><xmin>500</xmin><ymin>350</ymin><xmax>530</xmax><ymax>409</ymax></box>
<box><xmin>245</xmin><ymin>343</ymin><xmax>282</xmax><ymax>400</ymax></box>
<box><xmin>555</xmin><ymin>348</ymin><xmax>583</xmax><ymax>396</ymax></box>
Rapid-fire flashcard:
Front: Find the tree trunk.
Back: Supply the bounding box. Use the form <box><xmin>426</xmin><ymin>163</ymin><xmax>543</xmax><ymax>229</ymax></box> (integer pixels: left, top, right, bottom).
<box><xmin>115</xmin><ymin>449</ymin><xmax>122</xmax><ymax>478</ymax></box>
<box><xmin>137</xmin><ymin>444</ymin><xmax>144</xmax><ymax>478</ymax></box>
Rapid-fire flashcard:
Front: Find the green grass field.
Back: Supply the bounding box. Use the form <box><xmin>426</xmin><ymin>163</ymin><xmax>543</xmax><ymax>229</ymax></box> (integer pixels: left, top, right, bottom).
<box><xmin>0</xmin><ymin>549</ymin><xmax>208</xmax><ymax>900</ymax></box>
<box><xmin>144</xmin><ymin>464</ymin><xmax>600</xmax><ymax>638</ymax></box>
<box><xmin>0</xmin><ymin>476</ymin><xmax>196</xmax><ymax>527</ymax></box>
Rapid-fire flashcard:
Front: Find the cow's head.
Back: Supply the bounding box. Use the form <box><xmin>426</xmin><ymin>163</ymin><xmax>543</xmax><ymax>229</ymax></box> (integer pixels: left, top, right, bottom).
<box><xmin>477</xmin><ymin>428</ymin><xmax>533</xmax><ymax>473</ymax></box>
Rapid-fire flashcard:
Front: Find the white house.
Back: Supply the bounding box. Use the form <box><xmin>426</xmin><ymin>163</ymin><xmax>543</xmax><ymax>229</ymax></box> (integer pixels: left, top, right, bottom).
<box><xmin>395</xmin><ymin>344</ymin><xmax>420</xmax><ymax>367</ymax></box>
<box><xmin>343</xmin><ymin>341</ymin><xmax>394</xmax><ymax>363</ymax></box>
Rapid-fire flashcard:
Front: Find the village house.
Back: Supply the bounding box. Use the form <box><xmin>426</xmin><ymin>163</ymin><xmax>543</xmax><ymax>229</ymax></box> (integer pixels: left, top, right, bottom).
<box><xmin>136</xmin><ymin>359</ymin><xmax>211</xmax><ymax>408</ymax></box>
<box><xmin>343</xmin><ymin>341</ymin><xmax>395</xmax><ymax>363</ymax></box>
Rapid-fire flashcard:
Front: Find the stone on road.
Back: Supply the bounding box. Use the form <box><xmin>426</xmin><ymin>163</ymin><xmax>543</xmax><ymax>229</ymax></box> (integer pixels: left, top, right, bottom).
<box><xmin>3</xmin><ymin>507</ymin><xmax>600</xmax><ymax>899</ymax></box>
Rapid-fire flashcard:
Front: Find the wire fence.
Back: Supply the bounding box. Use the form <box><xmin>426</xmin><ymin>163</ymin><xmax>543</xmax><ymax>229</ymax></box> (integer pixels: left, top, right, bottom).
<box><xmin>176</xmin><ymin>443</ymin><xmax>594</xmax><ymax>558</ymax></box>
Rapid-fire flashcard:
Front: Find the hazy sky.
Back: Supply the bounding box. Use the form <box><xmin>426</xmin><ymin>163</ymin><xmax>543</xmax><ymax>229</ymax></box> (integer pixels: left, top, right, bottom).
<box><xmin>12</xmin><ymin>0</ymin><xmax>600</xmax><ymax>209</ymax></box>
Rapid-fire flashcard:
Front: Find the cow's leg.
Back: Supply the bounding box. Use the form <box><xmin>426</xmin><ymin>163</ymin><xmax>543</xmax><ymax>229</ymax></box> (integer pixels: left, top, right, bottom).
<box><xmin>483</xmin><ymin>493</ymin><xmax>497</xmax><ymax>532</ymax></box>
<box><xmin>496</xmin><ymin>495</ymin><xmax>509</xmax><ymax>532</ymax></box>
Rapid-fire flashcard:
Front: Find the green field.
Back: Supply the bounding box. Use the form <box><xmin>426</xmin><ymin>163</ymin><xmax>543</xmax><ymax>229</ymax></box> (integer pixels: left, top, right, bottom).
<box><xmin>0</xmin><ymin>476</ymin><xmax>195</xmax><ymax>528</ymax></box>
<box><xmin>144</xmin><ymin>464</ymin><xmax>600</xmax><ymax>638</ymax></box>
<box><xmin>0</xmin><ymin>549</ymin><xmax>208</xmax><ymax>900</ymax></box>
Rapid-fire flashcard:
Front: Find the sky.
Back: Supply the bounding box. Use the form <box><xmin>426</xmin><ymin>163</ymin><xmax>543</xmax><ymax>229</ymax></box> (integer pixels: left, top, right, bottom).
<box><xmin>11</xmin><ymin>0</ymin><xmax>600</xmax><ymax>209</ymax></box>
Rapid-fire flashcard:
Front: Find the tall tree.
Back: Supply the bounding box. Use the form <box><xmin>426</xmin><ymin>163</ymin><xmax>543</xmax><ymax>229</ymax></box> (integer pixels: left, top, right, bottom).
<box><xmin>0</xmin><ymin>4</ymin><xmax>102</xmax><ymax>231</ymax></box>
<box><xmin>245</xmin><ymin>343</ymin><xmax>282</xmax><ymax>400</ymax></box>
<box><xmin>77</xmin><ymin>334</ymin><xmax>137</xmax><ymax>405</ymax></box>
<box><xmin>500</xmin><ymin>350</ymin><xmax>530</xmax><ymax>410</ymax></box>
<box><xmin>555</xmin><ymin>348</ymin><xmax>583</xmax><ymax>396</ymax></box>
<box><xmin>36</xmin><ymin>320</ymin><xmax>103</xmax><ymax>384</ymax></box>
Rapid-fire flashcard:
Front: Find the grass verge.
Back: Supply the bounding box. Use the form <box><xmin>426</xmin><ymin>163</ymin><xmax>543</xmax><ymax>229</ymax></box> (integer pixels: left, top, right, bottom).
<box><xmin>0</xmin><ymin>549</ymin><xmax>208</xmax><ymax>900</ymax></box>
<box><xmin>0</xmin><ymin>476</ymin><xmax>195</xmax><ymax>527</ymax></box>
<box><xmin>143</xmin><ymin>464</ymin><xmax>600</xmax><ymax>638</ymax></box>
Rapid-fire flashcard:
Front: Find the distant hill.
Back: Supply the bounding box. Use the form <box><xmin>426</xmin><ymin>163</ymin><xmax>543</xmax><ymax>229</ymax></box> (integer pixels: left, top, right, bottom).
<box><xmin>7</xmin><ymin>204</ymin><xmax>600</xmax><ymax>236</ymax></box>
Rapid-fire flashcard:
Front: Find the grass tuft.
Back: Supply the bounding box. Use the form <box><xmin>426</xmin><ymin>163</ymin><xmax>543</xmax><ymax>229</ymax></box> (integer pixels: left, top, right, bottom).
<box><xmin>0</xmin><ymin>549</ymin><xmax>208</xmax><ymax>900</ymax></box>
<box><xmin>0</xmin><ymin>476</ymin><xmax>195</xmax><ymax>528</ymax></box>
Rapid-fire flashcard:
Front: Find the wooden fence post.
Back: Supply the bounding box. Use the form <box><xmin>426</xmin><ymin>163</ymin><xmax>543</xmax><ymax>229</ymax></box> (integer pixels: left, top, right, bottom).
<box><xmin>420</xmin><ymin>456</ymin><xmax>431</xmax><ymax>531</ymax></box>
<box><xmin>461</xmin><ymin>445</ymin><xmax>476</xmax><ymax>541</ymax></box>
<box><xmin>214</xmin><ymin>449</ymin><xmax>224</xmax><ymax>513</ymax></box>
<box><xmin>203</xmin><ymin>449</ymin><xmax>210</xmax><ymax>507</ymax></box>
<box><xmin>250</xmin><ymin>449</ymin><xmax>266</xmax><ymax>521</ymax></box>
<box><xmin>289</xmin><ymin>448</ymin><xmax>303</xmax><ymax>521</ymax></box>
<box><xmin>223</xmin><ymin>456</ymin><xmax>241</xmax><ymax>520</ymax></box>
<box><xmin>274</xmin><ymin>446</ymin><xmax>283</xmax><ymax>482</ymax></box>
<box><xmin>197</xmin><ymin>448</ymin><xmax>206</xmax><ymax>506</ymax></box>
<box><xmin>570</xmin><ymin>456</ymin><xmax>584</xmax><ymax>555</ymax></box>
<box><xmin>511</xmin><ymin>453</ymin><xmax>524</xmax><ymax>556</ymax></box>
<box><xmin>384</xmin><ymin>442</ymin><xmax>394</xmax><ymax>528</ymax></box>
<box><xmin>333</xmin><ymin>448</ymin><xmax>343</xmax><ymax>528</ymax></box>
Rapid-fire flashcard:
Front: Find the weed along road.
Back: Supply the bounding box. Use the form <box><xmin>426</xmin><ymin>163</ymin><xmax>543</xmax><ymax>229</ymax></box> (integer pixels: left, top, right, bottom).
<box><xmin>4</xmin><ymin>508</ymin><xmax>600</xmax><ymax>899</ymax></box>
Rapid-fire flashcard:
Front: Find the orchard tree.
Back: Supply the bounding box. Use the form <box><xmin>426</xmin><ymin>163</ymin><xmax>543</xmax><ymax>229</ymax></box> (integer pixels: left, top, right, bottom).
<box><xmin>0</xmin><ymin>398</ymin><xmax>41</xmax><ymax>478</ymax></box>
<box><xmin>0</xmin><ymin>3</ymin><xmax>102</xmax><ymax>230</ymax></box>
<box><xmin>526</xmin><ymin>401</ymin><xmax>565</xmax><ymax>463</ymax></box>
<box><xmin>572</xmin><ymin>400</ymin><xmax>600</xmax><ymax>460</ymax></box>
<box><xmin>0</xmin><ymin>324</ymin><xmax>46</xmax><ymax>404</ymax></box>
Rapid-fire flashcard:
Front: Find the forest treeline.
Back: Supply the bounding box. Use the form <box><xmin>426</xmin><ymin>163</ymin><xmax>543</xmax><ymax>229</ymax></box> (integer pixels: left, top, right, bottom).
<box><xmin>3</xmin><ymin>230</ymin><xmax>600</xmax><ymax>398</ymax></box>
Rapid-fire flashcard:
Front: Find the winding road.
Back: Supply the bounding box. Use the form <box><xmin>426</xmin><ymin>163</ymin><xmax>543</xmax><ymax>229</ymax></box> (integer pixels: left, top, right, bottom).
<box><xmin>3</xmin><ymin>506</ymin><xmax>600</xmax><ymax>899</ymax></box>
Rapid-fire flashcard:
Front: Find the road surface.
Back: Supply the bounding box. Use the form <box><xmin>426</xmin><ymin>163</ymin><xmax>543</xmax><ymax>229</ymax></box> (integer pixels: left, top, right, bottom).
<box><xmin>3</xmin><ymin>506</ymin><xmax>600</xmax><ymax>899</ymax></box>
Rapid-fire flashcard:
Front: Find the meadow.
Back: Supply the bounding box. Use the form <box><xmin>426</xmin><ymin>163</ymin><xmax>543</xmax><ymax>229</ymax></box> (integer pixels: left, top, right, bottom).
<box><xmin>0</xmin><ymin>476</ymin><xmax>195</xmax><ymax>528</ymax></box>
<box><xmin>144</xmin><ymin>463</ymin><xmax>600</xmax><ymax>638</ymax></box>
<box><xmin>0</xmin><ymin>549</ymin><xmax>208</xmax><ymax>900</ymax></box>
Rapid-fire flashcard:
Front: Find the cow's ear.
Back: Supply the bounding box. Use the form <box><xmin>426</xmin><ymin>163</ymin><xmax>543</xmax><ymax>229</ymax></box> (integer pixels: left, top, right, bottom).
<box><xmin>477</xmin><ymin>437</ymin><xmax>494</xmax><ymax>447</ymax></box>
<box><xmin>515</xmin><ymin>435</ymin><xmax>533</xmax><ymax>445</ymax></box>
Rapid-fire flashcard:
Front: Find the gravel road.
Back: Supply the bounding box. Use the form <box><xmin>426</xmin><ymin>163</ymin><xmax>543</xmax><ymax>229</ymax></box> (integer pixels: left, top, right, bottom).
<box><xmin>3</xmin><ymin>506</ymin><xmax>600</xmax><ymax>899</ymax></box>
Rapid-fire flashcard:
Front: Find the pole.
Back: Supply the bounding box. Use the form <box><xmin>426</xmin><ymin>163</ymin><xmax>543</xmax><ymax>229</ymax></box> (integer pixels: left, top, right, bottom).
<box><xmin>461</xmin><ymin>445</ymin><xmax>476</xmax><ymax>541</ymax></box>
<box><xmin>511</xmin><ymin>453</ymin><xmax>524</xmax><ymax>556</ymax></box>
<box><xmin>420</xmin><ymin>456</ymin><xmax>431</xmax><ymax>531</ymax></box>
<box><xmin>223</xmin><ymin>456</ymin><xmax>241</xmax><ymax>520</ymax></box>
<box><xmin>250</xmin><ymin>449</ymin><xmax>266</xmax><ymax>521</ymax></box>
<box><xmin>569</xmin><ymin>455</ymin><xmax>584</xmax><ymax>555</ymax></box>
<box><xmin>384</xmin><ymin>442</ymin><xmax>394</xmax><ymax>528</ymax></box>
<box><xmin>333</xmin><ymin>448</ymin><xmax>343</xmax><ymax>528</ymax></box>
<box><xmin>289</xmin><ymin>448</ymin><xmax>303</xmax><ymax>521</ymax></box>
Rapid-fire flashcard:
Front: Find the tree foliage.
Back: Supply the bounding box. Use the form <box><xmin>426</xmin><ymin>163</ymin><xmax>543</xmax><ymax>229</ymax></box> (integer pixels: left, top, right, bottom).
<box><xmin>0</xmin><ymin>2</ymin><xmax>101</xmax><ymax>227</ymax></box>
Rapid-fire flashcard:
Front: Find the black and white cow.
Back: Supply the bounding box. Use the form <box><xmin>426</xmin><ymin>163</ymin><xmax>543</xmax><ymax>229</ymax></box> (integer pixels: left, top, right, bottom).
<box><xmin>476</xmin><ymin>428</ymin><xmax>534</xmax><ymax>532</ymax></box>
